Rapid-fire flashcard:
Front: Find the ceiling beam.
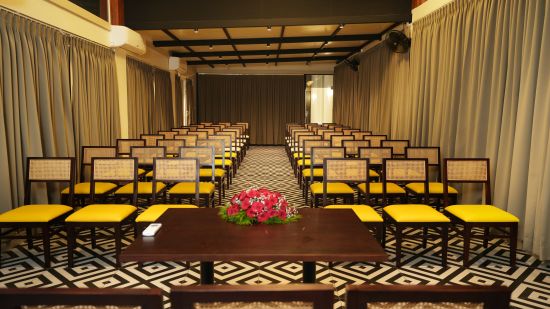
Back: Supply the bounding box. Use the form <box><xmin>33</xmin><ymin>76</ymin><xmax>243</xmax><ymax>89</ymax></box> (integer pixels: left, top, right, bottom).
<box><xmin>170</xmin><ymin>46</ymin><xmax>357</xmax><ymax>58</ymax></box>
<box><xmin>222</xmin><ymin>27</ymin><xmax>246</xmax><ymax>67</ymax></box>
<box><xmin>307</xmin><ymin>24</ymin><xmax>343</xmax><ymax>64</ymax></box>
<box><xmin>161</xmin><ymin>30</ymin><xmax>214</xmax><ymax>68</ymax></box>
<box><xmin>275</xmin><ymin>26</ymin><xmax>285</xmax><ymax>66</ymax></box>
<box><xmin>338</xmin><ymin>22</ymin><xmax>401</xmax><ymax>63</ymax></box>
<box><xmin>187</xmin><ymin>56</ymin><xmax>344</xmax><ymax>66</ymax></box>
<box><xmin>154</xmin><ymin>34</ymin><xmax>381</xmax><ymax>47</ymax></box>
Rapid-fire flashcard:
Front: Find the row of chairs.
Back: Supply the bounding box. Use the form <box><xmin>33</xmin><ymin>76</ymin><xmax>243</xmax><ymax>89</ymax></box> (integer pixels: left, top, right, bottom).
<box><xmin>0</xmin><ymin>284</ymin><xmax>512</xmax><ymax>309</ymax></box>
<box><xmin>285</xmin><ymin>123</ymin><xmax>519</xmax><ymax>268</ymax></box>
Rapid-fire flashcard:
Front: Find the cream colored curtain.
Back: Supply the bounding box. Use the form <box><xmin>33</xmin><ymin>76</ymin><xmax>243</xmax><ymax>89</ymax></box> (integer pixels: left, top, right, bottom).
<box><xmin>333</xmin><ymin>0</ymin><xmax>550</xmax><ymax>259</ymax></box>
<box><xmin>126</xmin><ymin>58</ymin><xmax>154</xmax><ymax>138</ymax></box>
<box><xmin>70</xmin><ymin>37</ymin><xmax>120</xmax><ymax>151</ymax></box>
<box><xmin>186</xmin><ymin>78</ymin><xmax>196</xmax><ymax>124</ymax></box>
<box><xmin>152</xmin><ymin>69</ymin><xmax>174</xmax><ymax>132</ymax></box>
<box><xmin>175</xmin><ymin>74</ymin><xmax>184</xmax><ymax>126</ymax></box>
<box><xmin>0</xmin><ymin>9</ymin><xmax>73</xmax><ymax>210</ymax></box>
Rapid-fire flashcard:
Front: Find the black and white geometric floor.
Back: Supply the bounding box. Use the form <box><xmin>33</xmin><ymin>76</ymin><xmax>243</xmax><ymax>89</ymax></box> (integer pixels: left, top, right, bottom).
<box><xmin>1</xmin><ymin>146</ymin><xmax>549</xmax><ymax>308</ymax></box>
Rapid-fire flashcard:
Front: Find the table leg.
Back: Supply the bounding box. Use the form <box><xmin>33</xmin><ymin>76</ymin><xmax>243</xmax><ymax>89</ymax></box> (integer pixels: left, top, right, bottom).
<box><xmin>303</xmin><ymin>261</ymin><xmax>316</xmax><ymax>283</ymax></box>
<box><xmin>200</xmin><ymin>261</ymin><xmax>214</xmax><ymax>284</ymax></box>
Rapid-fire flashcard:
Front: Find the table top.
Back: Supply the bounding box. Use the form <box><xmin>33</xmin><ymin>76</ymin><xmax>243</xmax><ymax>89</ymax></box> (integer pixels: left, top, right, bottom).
<box><xmin>120</xmin><ymin>208</ymin><xmax>387</xmax><ymax>262</ymax></box>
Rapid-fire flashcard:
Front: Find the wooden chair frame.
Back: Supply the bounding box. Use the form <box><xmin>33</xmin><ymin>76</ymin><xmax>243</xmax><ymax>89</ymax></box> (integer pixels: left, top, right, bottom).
<box><xmin>140</xmin><ymin>134</ymin><xmax>164</xmax><ymax>146</ymax></box>
<box><xmin>66</xmin><ymin>157</ymin><xmax>138</xmax><ymax>268</ymax></box>
<box><xmin>357</xmin><ymin>147</ymin><xmax>393</xmax><ymax>204</ymax></box>
<box><xmin>116</xmin><ymin>138</ymin><xmax>145</xmax><ymax>156</ymax></box>
<box><xmin>308</xmin><ymin>147</ymin><xmax>346</xmax><ymax>207</ymax></box>
<box><xmin>171</xmin><ymin>284</ymin><xmax>333</xmax><ymax>309</ymax></box>
<box><xmin>346</xmin><ymin>284</ymin><xmax>511</xmax><ymax>309</ymax></box>
<box><xmin>381</xmin><ymin>139</ymin><xmax>410</xmax><ymax>157</ymax></box>
<box><xmin>363</xmin><ymin>134</ymin><xmax>387</xmax><ymax>147</ymax></box>
<box><xmin>0</xmin><ymin>157</ymin><xmax>76</xmax><ymax>268</ymax></box>
<box><xmin>442</xmin><ymin>158</ymin><xmax>518</xmax><ymax>267</ymax></box>
<box><xmin>0</xmin><ymin>287</ymin><xmax>163</xmax><ymax>309</ymax></box>
<box><xmin>179</xmin><ymin>146</ymin><xmax>223</xmax><ymax>205</ymax></box>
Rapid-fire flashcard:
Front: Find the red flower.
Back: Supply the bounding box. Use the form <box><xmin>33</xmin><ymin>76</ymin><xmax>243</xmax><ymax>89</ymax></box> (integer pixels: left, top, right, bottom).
<box><xmin>246</xmin><ymin>208</ymin><xmax>256</xmax><ymax>218</ymax></box>
<box><xmin>251</xmin><ymin>202</ymin><xmax>263</xmax><ymax>213</ymax></box>
<box><xmin>247</xmin><ymin>188</ymin><xmax>258</xmax><ymax>198</ymax></box>
<box><xmin>241</xmin><ymin>197</ymin><xmax>251</xmax><ymax>210</ymax></box>
<box><xmin>238</xmin><ymin>191</ymin><xmax>247</xmax><ymax>200</ymax></box>
<box><xmin>258</xmin><ymin>212</ymin><xmax>270</xmax><ymax>222</ymax></box>
<box><xmin>278</xmin><ymin>210</ymin><xmax>287</xmax><ymax>220</ymax></box>
<box><xmin>227</xmin><ymin>205</ymin><xmax>239</xmax><ymax>216</ymax></box>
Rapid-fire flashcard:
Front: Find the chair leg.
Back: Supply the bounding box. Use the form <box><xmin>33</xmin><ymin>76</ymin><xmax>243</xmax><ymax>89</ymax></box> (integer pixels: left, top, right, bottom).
<box><xmin>26</xmin><ymin>227</ymin><xmax>33</xmax><ymax>249</ymax></box>
<box><xmin>510</xmin><ymin>224</ymin><xmax>518</xmax><ymax>267</ymax></box>
<box><xmin>441</xmin><ymin>225</ymin><xmax>448</xmax><ymax>267</ymax></box>
<box><xmin>395</xmin><ymin>225</ymin><xmax>403</xmax><ymax>267</ymax></box>
<box><xmin>463</xmin><ymin>224</ymin><xmax>471</xmax><ymax>267</ymax></box>
<box><xmin>67</xmin><ymin>226</ymin><xmax>76</xmax><ymax>267</ymax></box>
<box><xmin>483</xmin><ymin>227</ymin><xmax>489</xmax><ymax>248</ymax></box>
<box><xmin>422</xmin><ymin>227</ymin><xmax>428</xmax><ymax>248</ymax></box>
<box><xmin>42</xmin><ymin>226</ymin><xmax>51</xmax><ymax>268</ymax></box>
<box><xmin>114</xmin><ymin>225</ymin><xmax>121</xmax><ymax>268</ymax></box>
<box><xmin>91</xmin><ymin>228</ymin><xmax>96</xmax><ymax>249</ymax></box>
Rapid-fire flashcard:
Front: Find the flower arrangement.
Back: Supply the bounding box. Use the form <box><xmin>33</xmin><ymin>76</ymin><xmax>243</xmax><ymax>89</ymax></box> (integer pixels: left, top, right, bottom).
<box><xmin>219</xmin><ymin>187</ymin><xmax>301</xmax><ymax>225</ymax></box>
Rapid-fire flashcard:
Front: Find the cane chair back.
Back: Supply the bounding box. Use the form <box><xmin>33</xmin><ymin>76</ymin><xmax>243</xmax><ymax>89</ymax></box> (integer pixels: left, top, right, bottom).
<box><xmin>157</xmin><ymin>139</ymin><xmax>185</xmax><ymax>156</ymax></box>
<box><xmin>351</xmin><ymin>131</ymin><xmax>372</xmax><ymax>140</ymax></box>
<box><xmin>131</xmin><ymin>146</ymin><xmax>166</xmax><ymax>167</ymax></box>
<box><xmin>180</xmin><ymin>147</ymin><xmax>216</xmax><ymax>182</ymax></box>
<box><xmin>141</xmin><ymin>134</ymin><xmax>164</xmax><ymax>147</ymax></box>
<box><xmin>342</xmin><ymin>128</ymin><xmax>360</xmax><ymax>135</ymax></box>
<box><xmin>363</xmin><ymin>135</ymin><xmax>387</xmax><ymax>147</ymax></box>
<box><xmin>331</xmin><ymin>135</ymin><xmax>354</xmax><ymax>147</ymax></box>
<box><xmin>175</xmin><ymin>134</ymin><xmax>198</xmax><ymax>146</ymax></box>
<box><xmin>197</xmin><ymin>139</ymin><xmax>226</xmax><ymax>168</ymax></box>
<box><xmin>381</xmin><ymin>140</ymin><xmax>410</xmax><ymax>157</ymax></box>
<box><xmin>188</xmin><ymin>131</ymin><xmax>208</xmax><ymax>140</ymax></box>
<box><xmin>359</xmin><ymin>147</ymin><xmax>393</xmax><ymax>166</ymax></box>
<box><xmin>343</xmin><ymin>140</ymin><xmax>370</xmax><ymax>158</ymax></box>
<box><xmin>158</xmin><ymin>131</ymin><xmax>177</xmax><ymax>139</ymax></box>
<box><xmin>172</xmin><ymin>128</ymin><xmax>189</xmax><ymax>135</ymax></box>
<box><xmin>80</xmin><ymin>146</ymin><xmax>117</xmax><ymax>182</ymax></box>
<box><xmin>116</xmin><ymin>139</ymin><xmax>145</xmax><ymax>156</ymax></box>
<box><xmin>323</xmin><ymin>158</ymin><xmax>369</xmax><ymax>206</ymax></box>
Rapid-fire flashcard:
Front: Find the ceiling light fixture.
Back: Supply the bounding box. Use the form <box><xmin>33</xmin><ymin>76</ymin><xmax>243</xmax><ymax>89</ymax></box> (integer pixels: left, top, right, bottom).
<box><xmin>209</xmin><ymin>45</ymin><xmax>213</xmax><ymax>49</ymax></box>
<box><xmin>267</xmin><ymin>43</ymin><xmax>271</xmax><ymax>48</ymax></box>
<box><xmin>193</xmin><ymin>28</ymin><xmax>199</xmax><ymax>33</ymax></box>
<box><xmin>219</xmin><ymin>56</ymin><xmax>222</xmax><ymax>59</ymax></box>
<box><xmin>267</xmin><ymin>26</ymin><xmax>272</xmax><ymax>31</ymax></box>
<box><xmin>338</xmin><ymin>24</ymin><xmax>344</xmax><ymax>29</ymax></box>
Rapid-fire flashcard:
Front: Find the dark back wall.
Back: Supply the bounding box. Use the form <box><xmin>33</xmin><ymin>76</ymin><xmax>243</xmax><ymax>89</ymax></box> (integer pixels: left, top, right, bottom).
<box><xmin>197</xmin><ymin>74</ymin><xmax>305</xmax><ymax>145</ymax></box>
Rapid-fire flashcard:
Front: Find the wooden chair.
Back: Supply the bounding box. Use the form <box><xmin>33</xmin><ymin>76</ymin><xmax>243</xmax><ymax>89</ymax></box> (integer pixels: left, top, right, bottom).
<box><xmin>116</xmin><ymin>138</ymin><xmax>146</xmax><ymax>157</ymax></box>
<box><xmin>405</xmin><ymin>146</ymin><xmax>458</xmax><ymax>209</ymax></box>
<box><xmin>175</xmin><ymin>134</ymin><xmax>198</xmax><ymax>146</ymax></box>
<box><xmin>343</xmin><ymin>128</ymin><xmax>360</xmax><ymax>135</ymax></box>
<box><xmin>363</xmin><ymin>134</ymin><xmax>387</xmax><ymax>147</ymax></box>
<box><xmin>308</xmin><ymin>147</ymin><xmax>346</xmax><ymax>207</ymax></box>
<box><xmin>172</xmin><ymin>127</ymin><xmax>189</xmax><ymax>135</ymax></box>
<box><xmin>323</xmin><ymin>158</ymin><xmax>384</xmax><ymax>243</ymax></box>
<box><xmin>331</xmin><ymin>134</ymin><xmax>354</xmax><ymax>147</ymax></box>
<box><xmin>295</xmin><ymin>134</ymin><xmax>323</xmax><ymax>181</ymax></box>
<box><xmin>170</xmin><ymin>284</ymin><xmax>334</xmax><ymax>309</ymax></box>
<box><xmin>0</xmin><ymin>158</ymin><xmax>76</xmax><ymax>268</ymax></box>
<box><xmin>346</xmin><ymin>284</ymin><xmax>511</xmax><ymax>309</ymax></box>
<box><xmin>61</xmin><ymin>146</ymin><xmax>117</xmax><ymax>206</ymax></box>
<box><xmin>163</xmin><ymin>157</ymin><xmax>215</xmax><ymax>207</ymax></box>
<box><xmin>65</xmin><ymin>158</ymin><xmax>139</xmax><ymax>267</ymax></box>
<box><xmin>382</xmin><ymin>158</ymin><xmax>450</xmax><ymax>267</ymax></box>
<box><xmin>443</xmin><ymin>158</ymin><xmax>519</xmax><ymax>267</ymax></box>
<box><xmin>343</xmin><ymin>140</ymin><xmax>370</xmax><ymax>158</ymax></box>
<box><xmin>210</xmin><ymin>134</ymin><xmax>237</xmax><ymax>175</ymax></box>
<box><xmin>357</xmin><ymin>147</ymin><xmax>402</xmax><ymax>205</ymax></box>
<box><xmin>140</xmin><ymin>134</ymin><xmax>164</xmax><ymax>146</ymax></box>
<box><xmin>157</xmin><ymin>139</ymin><xmax>185</xmax><ymax>157</ymax></box>
<box><xmin>381</xmin><ymin>139</ymin><xmax>410</xmax><ymax>157</ymax></box>
<box><xmin>0</xmin><ymin>287</ymin><xmax>163</xmax><ymax>309</ymax></box>
<box><xmin>158</xmin><ymin>130</ymin><xmax>177</xmax><ymax>139</ymax></box>
<box><xmin>351</xmin><ymin>131</ymin><xmax>372</xmax><ymax>140</ymax></box>
<box><xmin>301</xmin><ymin>139</ymin><xmax>331</xmax><ymax>197</ymax></box>
<box><xmin>198</xmin><ymin>138</ymin><xmax>233</xmax><ymax>186</ymax></box>
<box><xmin>180</xmin><ymin>146</ymin><xmax>224</xmax><ymax>205</ymax></box>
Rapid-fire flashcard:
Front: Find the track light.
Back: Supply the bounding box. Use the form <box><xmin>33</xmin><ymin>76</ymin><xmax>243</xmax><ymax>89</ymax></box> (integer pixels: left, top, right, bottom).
<box><xmin>193</xmin><ymin>28</ymin><xmax>199</xmax><ymax>33</ymax></box>
<box><xmin>267</xmin><ymin>26</ymin><xmax>272</xmax><ymax>31</ymax></box>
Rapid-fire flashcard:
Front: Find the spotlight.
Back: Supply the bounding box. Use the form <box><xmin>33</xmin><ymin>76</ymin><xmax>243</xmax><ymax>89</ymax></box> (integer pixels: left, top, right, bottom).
<box><xmin>193</xmin><ymin>28</ymin><xmax>199</xmax><ymax>33</ymax></box>
<box><xmin>267</xmin><ymin>43</ymin><xmax>271</xmax><ymax>48</ymax></box>
<box><xmin>338</xmin><ymin>24</ymin><xmax>344</xmax><ymax>29</ymax></box>
<box><xmin>219</xmin><ymin>56</ymin><xmax>222</xmax><ymax>59</ymax></box>
<box><xmin>209</xmin><ymin>45</ymin><xmax>213</xmax><ymax>49</ymax></box>
<box><xmin>267</xmin><ymin>26</ymin><xmax>272</xmax><ymax>31</ymax></box>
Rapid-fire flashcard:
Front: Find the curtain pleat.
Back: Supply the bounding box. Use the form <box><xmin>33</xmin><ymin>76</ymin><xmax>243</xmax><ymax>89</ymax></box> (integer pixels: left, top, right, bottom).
<box><xmin>175</xmin><ymin>75</ymin><xmax>184</xmax><ymax>126</ymax></box>
<box><xmin>197</xmin><ymin>75</ymin><xmax>305</xmax><ymax>145</ymax></box>
<box><xmin>186</xmin><ymin>78</ymin><xmax>196</xmax><ymax>125</ymax></box>
<box><xmin>332</xmin><ymin>0</ymin><xmax>550</xmax><ymax>259</ymax></box>
<box><xmin>152</xmin><ymin>69</ymin><xmax>174</xmax><ymax>132</ymax></box>
<box><xmin>126</xmin><ymin>58</ymin><xmax>154</xmax><ymax>138</ymax></box>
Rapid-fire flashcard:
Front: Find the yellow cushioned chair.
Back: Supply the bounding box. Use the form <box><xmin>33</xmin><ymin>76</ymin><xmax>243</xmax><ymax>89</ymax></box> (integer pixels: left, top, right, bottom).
<box><xmin>442</xmin><ymin>158</ymin><xmax>519</xmax><ymax>267</ymax></box>
<box><xmin>136</xmin><ymin>204</ymin><xmax>198</xmax><ymax>232</ymax></box>
<box><xmin>65</xmin><ymin>157</ymin><xmax>139</xmax><ymax>268</ymax></box>
<box><xmin>381</xmin><ymin>159</ymin><xmax>450</xmax><ymax>267</ymax></box>
<box><xmin>178</xmin><ymin>146</ymin><xmax>219</xmax><ymax>206</ymax></box>
<box><xmin>307</xmin><ymin>147</ymin><xmax>346</xmax><ymax>207</ymax></box>
<box><xmin>325</xmin><ymin>205</ymin><xmax>384</xmax><ymax>243</ymax></box>
<box><xmin>0</xmin><ymin>158</ymin><xmax>76</xmax><ymax>268</ymax></box>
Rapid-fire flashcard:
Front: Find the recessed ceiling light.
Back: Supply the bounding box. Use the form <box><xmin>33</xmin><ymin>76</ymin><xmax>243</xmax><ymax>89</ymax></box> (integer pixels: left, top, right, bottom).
<box><xmin>338</xmin><ymin>24</ymin><xmax>344</xmax><ymax>29</ymax></box>
<box><xmin>209</xmin><ymin>45</ymin><xmax>213</xmax><ymax>49</ymax></box>
<box><xmin>326</xmin><ymin>41</ymin><xmax>331</xmax><ymax>45</ymax></box>
<box><xmin>267</xmin><ymin>26</ymin><xmax>272</xmax><ymax>31</ymax></box>
<box><xmin>219</xmin><ymin>56</ymin><xmax>222</xmax><ymax>59</ymax></box>
<box><xmin>267</xmin><ymin>43</ymin><xmax>271</xmax><ymax>48</ymax></box>
<box><xmin>193</xmin><ymin>28</ymin><xmax>199</xmax><ymax>33</ymax></box>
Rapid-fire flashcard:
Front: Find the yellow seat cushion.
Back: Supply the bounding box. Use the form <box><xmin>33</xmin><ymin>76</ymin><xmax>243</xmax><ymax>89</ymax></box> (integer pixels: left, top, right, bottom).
<box><xmin>200</xmin><ymin>168</ymin><xmax>226</xmax><ymax>178</ymax></box>
<box><xmin>223</xmin><ymin>152</ymin><xmax>238</xmax><ymax>158</ymax></box>
<box><xmin>146</xmin><ymin>170</ymin><xmax>154</xmax><ymax>178</ymax></box>
<box><xmin>302</xmin><ymin>168</ymin><xmax>323</xmax><ymax>177</ymax></box>
<box><xmin>445</xmin><ymin>205</ymin><xmax>519</xmax><ymax>222</ymax></box>
<box><xmin>136</xmin><ymin>204</ymin><xmax>198</xmax><ymax>222</ymax></box>
<box><xmin>114</xmin><ymin>182</ymin><xmax>166</xmax><ymax>195</ymax></box>
<box><xmin>0</xmin><ymin>205</ymin><xmax>72</xmax><ymax>222</ymax></box>
<box><xmin>65</xmin><ymin>204</ymin><xmax>137</xmax><ymax>222</ymax></box>
<box><xmin>384</xmin><ymin>204</ymin><xmax>450</xmax><ymax>222</ymax></box>
<box><xmin>406</xmin><ymin>182</ymin><xmax>458</xmax><ymax>194</ymax></box>
<box><xmin>62</xmin><ymin>182</ymin><xmax>117</xmax><ymax>195</ymax></box>
<box><xmin>310</xmin><ymin>182</ymin><xmax>354</xmax><ymax>195</ymax></box>
<box><xmin>138</xmin><ymin>168</ymin><xmax>146</xmax><ymax>175</ymax></box>
<box><xmin>169</xmin><ymin>182</ymin><xmax>215</xmax><ymax>195</ymax></box>
<box><xmin>325</xmin><ymin>205</ymin><xmax>383</xmax><ymax>223</ymax></box>
<box><xmin>293</xmin><ymin>153</ymin><xmax>310</xmax><ymax>159</ymax></box>
<box><xmin>358</xmin><ymin>182</ymin><xmax>405</xmax><ymax>194</ymax></box>
<box><xmin>215</xmin><ymin>159</ymin><xmax>233</xmax><ymax>167</ymax></box>
<box><xmin>296</xmin><ymin>159</ymin><xmax>311</xmax><ymax>166</ymax></box>
<box><xmin>369</xmin><ymin>169</ymin><xmax>380</xmax><ymax>177</ymax></box>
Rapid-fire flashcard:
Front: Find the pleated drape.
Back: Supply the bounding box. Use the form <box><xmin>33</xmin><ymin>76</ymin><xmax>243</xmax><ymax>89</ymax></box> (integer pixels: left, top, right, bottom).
<box><xmin>127</xmin><ymin>58</ymin><xmax>174</xmax><ymax>137</ymax></box>
<box><xmin>174</xmin><ymin>75</ymin><xmax>184</xmax><ymax>126</ymax></box>
<box><xmin>186</xmin><ymin>78</ymin><xmax>196</xmax><ymax>125</ymax></box>
<box><xmin>197</xmin><ymin>74</ymin><xmax>305</xmax><ymax>145</ymax></box>
<box><xmin>0</xmin><ymin>9</ymin><xmax>120</xmax><ymax>211</ymax></box>
<box><xmin>332</xmin><ymin>0</ymin><xmax>550</xmax><ymax>260</ymax></box>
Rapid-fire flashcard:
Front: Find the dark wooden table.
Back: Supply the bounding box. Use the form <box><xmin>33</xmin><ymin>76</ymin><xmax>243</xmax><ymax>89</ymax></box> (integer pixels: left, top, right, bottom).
<box><xmin>120</xmin><ymin>208</ymin><xmax>387</xmax><ymax>284</ymax></box>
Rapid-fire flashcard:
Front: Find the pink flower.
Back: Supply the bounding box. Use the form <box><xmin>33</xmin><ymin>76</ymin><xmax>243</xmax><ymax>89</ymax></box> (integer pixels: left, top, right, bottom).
<box><xmin>246</xmin><ymin>208</ymin><xmax>256</xmax><ymax>218</ymax></box>
<box><xmin>278</xmin><ymin>210</ymin><xmax>287</xmax><ymax>220</ymax></box>
<box><xmin>238</xmin><ymin>191</ymin><xmax>247</xmax><ymax>200</ymax></box>
<box><xmin>247</xmin><ymin>188</ymin><xmax>258</xmax><ymax>198</ymax></box>
<box><xmin>241</xmin><ymin>197</ymin><xmax>250</xmax><ymax>210</ymax></box>
<box><xmin>258</xmin><ymin>212</ymin><xmax>270</xmax><ymax>222</ymax></box>
<box><xmin>251</xmin><ymin>202</ymin><xmax>263</xmax><ymax>213</ymax></box>
<box><xmin>227</xmin><ymin>205</ymin><xmax>239</xmax><ymax>216</ymax></box>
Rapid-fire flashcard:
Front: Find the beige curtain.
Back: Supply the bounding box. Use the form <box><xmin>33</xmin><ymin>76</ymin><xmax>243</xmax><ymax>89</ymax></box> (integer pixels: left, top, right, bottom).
<box><xmin>0</xmin><ymin>9</ymin><xmax>73</xmax><ymax>211</ymax></box>
<box><xmin>174</xmin><ymin>74</ymin><xmax>184</xmax><ymax>126</ymax></box>
<box><xmin>152</xmin><ymin>69</ymin><xmax>174</xmax><ymax>132</ymax></box>
<box><xmin>126</xmin><ymin>58</ymin><xmax>154</xmax><ymax>138</ymax></box>
<box><xmin>333</xmin><ymin>0</ymin><xmax>550</xmax><ymax>259</ymax></box>
<box><xmin>186</xmin><ymin>78</ymin><xmax>196</xmax><ymax>125</ymax></box>
<box><xmin>197</xmin><ymin>74</ymin><xmax>305</xmax><ymax>145</ymax></box>
<box><xmin>70</xmin><ymin>37</ymin><xmax>120</xmax><ymax>154</ymax></box>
